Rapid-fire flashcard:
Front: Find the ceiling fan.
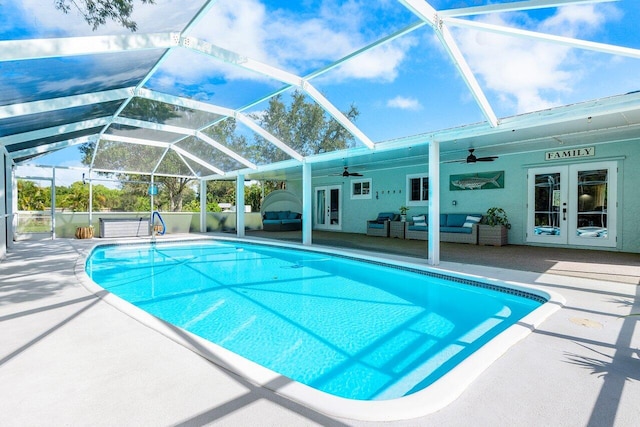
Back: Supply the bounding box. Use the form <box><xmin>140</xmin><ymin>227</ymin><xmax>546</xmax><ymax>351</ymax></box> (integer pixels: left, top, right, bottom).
<box><xmin>447</xmin><ymin>149</ymin><xmax>499</xmax><ymax>164</ymax></box>
<box><xmin>331</xmin><ymin>166</ymin><xmax>363</xmax><ymax>177</ymax></box>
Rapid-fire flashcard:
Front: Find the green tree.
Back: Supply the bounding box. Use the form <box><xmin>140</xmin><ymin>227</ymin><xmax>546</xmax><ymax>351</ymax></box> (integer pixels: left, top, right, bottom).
<box><xmin>56</xmin><ymin>182</ymin><xmax>110</xmax><ymax>212</ymax></box>
<box><xmin>60</xmin><ymin>182</ymin><xmax>90</xmax><ymax>212</ymax></box>
<box><xmin>77</xmin><ymin>92</ymin><xmax>358</xmax><ymax>213</ymax></box>
<box><xmin>245</xmin><ymin>183</ymin><xmax>263</xmax><ymax>213</ymax></box>
<box><xmin>94</xmin><ymin>185</ymin><xmax>123</xmax><ymax>211</ymax></box>
<box><xmin>117</xmin><ymin>179</ymin><xmax>150</xmax><ymax>212</ymax></box>
<box><xmin>251</xmin><ymin>91</ymin><xmax>359</xmax><ymax>162</ymax></box>
<box><xmin>181</xmin><ymin>199</ymin><xmax>221</xmax><ymax>213</ymax></box>
<box><xmin>54</xmin><ymin>0</ymin><xmax>155</xmax><ymax>31</ymax></box>
<box><xmin>17</xmin><ymin>180</ymin><xmax>49</xmax><ymax>211</ymax></box>
<box><xmin>79</xmin><ymin>98</ymin><xmax>194</xmax><ymax>212</ymax></box>
<box><xmin>206</xmin><ymin>181</ymin><xmax>236</xmax><ymax>206</ymax></box>
<box><xmin>201</xmin><ymin>118</ymin><xmax>252</xmax><ymax>172</ymax></box>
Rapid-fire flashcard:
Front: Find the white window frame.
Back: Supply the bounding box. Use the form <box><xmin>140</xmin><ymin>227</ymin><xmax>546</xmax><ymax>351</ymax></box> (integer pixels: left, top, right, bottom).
<box><xmin>350</xmin><ymin>178</ymin><xmax>372</xmax><ymax>200</ymax></box>
<box><xmin>406</xmin><ymin>174</ymin><xmax>428</xmax><ymax>206</ymax></box>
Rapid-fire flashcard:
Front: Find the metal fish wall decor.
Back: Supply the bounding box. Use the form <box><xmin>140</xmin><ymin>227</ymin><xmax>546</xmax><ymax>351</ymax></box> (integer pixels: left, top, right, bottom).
<box><xmin>450</xmin><ymin>171</ymin><xmax>504</xmax><ymax>191</ymax></box>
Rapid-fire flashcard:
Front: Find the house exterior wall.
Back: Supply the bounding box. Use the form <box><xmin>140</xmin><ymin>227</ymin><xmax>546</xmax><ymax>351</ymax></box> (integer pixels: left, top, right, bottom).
<box><xmin>440</xmin><ymin>140</ymin><xmax>640</xmax><ymax>252</ymax></box>
<box><xmin>289</xmin><ymin>139</ymin><xmax>640</xmax><ymax>253</ymax></box>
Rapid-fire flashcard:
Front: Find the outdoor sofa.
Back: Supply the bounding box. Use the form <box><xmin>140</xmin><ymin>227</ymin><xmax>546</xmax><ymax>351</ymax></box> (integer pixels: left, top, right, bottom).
<box><xmin>405</xmin><ymin>213</ymin><xmax>483</xmax><ymax>244</ymax></box>
<box><xmin>260</xmin><ymin>190</ymin><xmax>303</xmax><ymax>232</ymax></box>
<box><xmin>262</xmin><ymin>210</ymin><xmax>302</xmax><ymax>231</ymax></box>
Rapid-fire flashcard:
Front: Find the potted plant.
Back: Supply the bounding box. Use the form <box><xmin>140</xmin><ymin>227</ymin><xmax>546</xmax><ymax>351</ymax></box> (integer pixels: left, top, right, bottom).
<box><xmin>479</xmin><ymin>207</ymin><xmax>510</xmax><ymax>246</ymax></box>
<box><xmin>485</xmin><ymin>207</ymin><xmax>510</xmax><ymax>228</ymax></box>
<box><xmin>399</xmin><ymin>206</ymin><xmax>409</xmax><ymax>222</ymax></box>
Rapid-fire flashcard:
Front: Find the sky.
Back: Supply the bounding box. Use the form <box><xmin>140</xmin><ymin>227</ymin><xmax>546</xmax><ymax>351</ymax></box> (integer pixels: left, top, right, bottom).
<box><xmin>3</xmin><ymin>0</ymin><xmax>640</xmax><ymax>183</ymax></box>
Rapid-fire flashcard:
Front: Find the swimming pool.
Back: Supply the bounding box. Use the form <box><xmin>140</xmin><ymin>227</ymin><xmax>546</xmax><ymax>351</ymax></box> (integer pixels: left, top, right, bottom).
<box><xmin>83</xmin><ymin>238</ymin><xmax>562</xmax><ymax>421</ymax></box>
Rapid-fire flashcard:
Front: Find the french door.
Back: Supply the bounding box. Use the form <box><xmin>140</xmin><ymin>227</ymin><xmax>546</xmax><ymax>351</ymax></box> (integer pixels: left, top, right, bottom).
<box><xmin>314</xmin><ymin>185</ymin><xmax>341</xmax><ymax>230</ymax></box>
<box><xmin>527</xmin><ymin>161</ymin><xmax>617</xmax><ymax>247</ymax></box>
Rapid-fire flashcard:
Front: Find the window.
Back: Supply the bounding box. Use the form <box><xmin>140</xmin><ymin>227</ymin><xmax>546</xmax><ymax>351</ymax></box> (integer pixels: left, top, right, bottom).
<box><xmin>407</xmin><ymin>175</ymin><xmax>428</xmax><ymax>205</ymax></box>
<box><xmin>351</xmin><ymin>178</ymin><xmax>372</xmax><ymax>199</ymax></box>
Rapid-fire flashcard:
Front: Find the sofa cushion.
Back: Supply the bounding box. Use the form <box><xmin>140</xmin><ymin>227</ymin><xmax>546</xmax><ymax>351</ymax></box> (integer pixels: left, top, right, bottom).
<box><xmin>287</xmin><ymin>211</ymin><xmax>299</xmax><ymax>219</ymax></box>
<box><xmin>277</xmin><ymin>211</ymin><xmax>290</xmax><ymax>220</ymax></box>
<box><xmin>376</xmin><ymin>212</ymin><xmax>396</xmax><ymax>222</ymax></box>
<box><xmin>441</xmin><ymin>226</ymin><xmax>472</xmax><ymax>234</ymax></box>
<box><xmin>264</xmin><ymin>211</ymin><xmax>278</xmax><ymax>220</ymax></box>
<box><xmin>408</xmin><ymin>225</ymin><xmax>428</xmax><ymax>231</ymax></box>
<box><xmin>369</xmin><ymin>223</ymin><xmax>385</xmax><ymax>229</ymax></box>
<box><xmin>263</xmin><ymin>219</ymin><xmax>281</xmax><ymax>225</ymax></box>
<box><xmin>446</xmin><ymin>214</ymin><xmax>469</xmax><ymax>227</ymax></box>
<box><xmin>280</xmin><ymin>219</ymin><xmax>301</xmax><ymax>224</ymax></box>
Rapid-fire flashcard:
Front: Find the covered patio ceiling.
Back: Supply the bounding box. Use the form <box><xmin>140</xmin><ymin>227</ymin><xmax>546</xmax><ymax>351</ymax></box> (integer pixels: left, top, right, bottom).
<box><xmin>2</xmin><ymin>0</ymin><xmax>640</xmax><ymax>182</ymax></box>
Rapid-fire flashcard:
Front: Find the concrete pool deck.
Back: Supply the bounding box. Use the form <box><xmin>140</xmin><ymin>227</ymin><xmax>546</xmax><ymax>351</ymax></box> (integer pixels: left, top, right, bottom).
<box><xmin>1</xmin><ymin>234</ymin><xmax>639</xmax><ymax>426</ymax></box>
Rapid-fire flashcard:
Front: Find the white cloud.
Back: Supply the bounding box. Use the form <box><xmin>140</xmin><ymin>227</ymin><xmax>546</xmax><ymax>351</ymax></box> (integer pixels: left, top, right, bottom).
<box><xmin>152</xmin><ymin>50</ymin><xmax>241</xmax><ymax>89</ymax></box>
<box><xmin>330</xmin><ymin>37</ymin><xmax>417</xmax><ymax>82</ymax></box>
<box><xmin>542</xmin><ymin>4</ymin><xmax>608</xmax><ymax>37</ymax></box>
<box><xmin>191</xmin><ymin>0</ymin><xmax>270</xmax><ymax>63</ymax></box>
<box><xmin>456</xmin><ymin>5</ymin><xmax>608</xmax><ymax>113</ymax></box>
<box><xmin>190</xmin><ymin>0</ymin><xmax>414</xmax><ymax>83</ymax></box>
<box><xmin>387</xmin><ymin>95</ymin><xmax>422</xmax><ymax>111</ymax></box>
<box><xmin>10</xmin><ymin>0</ymin><xmax>414</xmax><ymax>89</ymax></box>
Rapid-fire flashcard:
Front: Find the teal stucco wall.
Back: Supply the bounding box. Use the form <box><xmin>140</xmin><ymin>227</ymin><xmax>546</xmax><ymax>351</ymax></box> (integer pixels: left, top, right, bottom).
<box><xmin>288</xmin><ymin>139</ymin><xmax>640</xmax><ymax>253</ymax></box>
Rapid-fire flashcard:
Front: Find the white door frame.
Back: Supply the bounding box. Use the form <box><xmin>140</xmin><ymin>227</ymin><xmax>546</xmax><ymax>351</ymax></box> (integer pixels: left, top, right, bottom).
<box><xmin>568</xmin><ymin>161</ymin><xmax>617</xmax><ymax>247</ymax></box>
<box><xmin>527</xmin><ymin>161</ymin><xmax>617</xmax><ymax>248</ymax></box>
<box><xmin>314</xmin><ymin>185</ymin><xmax>342</xmax><ymax>231</ymax></box>
<box><xmin>527</xmin><ymin>166</ymin><xmax>567</xmax><ymax>245</ymax></box>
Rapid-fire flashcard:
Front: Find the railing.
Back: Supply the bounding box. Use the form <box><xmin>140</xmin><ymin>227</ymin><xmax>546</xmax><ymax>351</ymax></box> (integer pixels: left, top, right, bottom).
<box><xmin>14</xmin><ymin>211</ymin><xmax>265</xmax><ymax>238</ymax></box>
<box><xmin>16</xmin><ymin>211</ymin><xmax>52</xmax><ymax>239</ymax></box>
<box><xmin>151</xmin><ymin>211</ymin><xmax>166</xmax><ymax>235</ymax></box>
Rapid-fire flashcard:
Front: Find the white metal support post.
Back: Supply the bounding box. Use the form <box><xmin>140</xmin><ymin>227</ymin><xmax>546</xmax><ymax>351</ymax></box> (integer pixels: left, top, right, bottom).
<box><xmin>200</xmin><ymin>179</ymin><xmax>207</xmax><ymax>232</ymax></box>
<box><xmin>302</xmin><ymin>162</ymin><xmax>312</xmax><ymax>245</ymax></box>
<box><xmin>150</xmin><ymin>175</ymin><xmax>154</xmax><ymax>213</ymax></box>
<box><xmin>51</xmin><ymin>167</ymin><xmax>56</xmax><ymax>239</ymax></box>
<box><xmin>236</xmin><ymin>175</ymin><xmax>245</xmax><ymax>237</ymax></box>
<box><xmin>0</xmin><ymin>154</ymin><xmax>5</xmax><ymax>259</ymax></box>
<box><xmin>428</xmin><ymin>140</ymin><xmax>440</xmax><ymax>265</ymax></box>
<box><xmin>88</xmin><ymin>177</ymin><xmax>93</xmax><ymax>228</ymax></box>
<box><xmin>10</xmin><ymin>165</ymin><xmax>16</xmax><ymax>245</ymax></box>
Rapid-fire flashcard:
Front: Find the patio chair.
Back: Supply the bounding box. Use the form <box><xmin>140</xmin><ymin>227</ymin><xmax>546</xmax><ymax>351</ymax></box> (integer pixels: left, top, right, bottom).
<box><xmin>366</xmin><ymin>212</ymin><xmax>396</xmax><ymax>237</ymax></box>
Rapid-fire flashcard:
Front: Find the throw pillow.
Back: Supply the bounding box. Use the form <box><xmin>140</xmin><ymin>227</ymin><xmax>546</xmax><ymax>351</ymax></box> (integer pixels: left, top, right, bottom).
<box><xmin>463</xmin><ymin>215</ymin><xmax>481</xmax><ymax>228</ymax></box>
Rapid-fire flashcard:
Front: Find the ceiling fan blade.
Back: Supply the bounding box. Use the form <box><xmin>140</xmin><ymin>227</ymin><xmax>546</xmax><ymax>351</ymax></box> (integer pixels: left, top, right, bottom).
<box><xmin>443</xmin><ymin>150</ymin><xmax>497</xmax><ymax>164</ymax></box>
<box><xmin>333</xmin><ymin>166</ymin><xmax>364</xmax><ymax>177</ymax></box>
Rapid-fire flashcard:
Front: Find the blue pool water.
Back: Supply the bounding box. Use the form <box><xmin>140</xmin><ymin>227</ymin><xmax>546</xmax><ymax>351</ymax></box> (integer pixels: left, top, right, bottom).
<box><xmin>86</xmin><ymin>240</ymin><xmax>543</xmax><ymax>401</ymax></box>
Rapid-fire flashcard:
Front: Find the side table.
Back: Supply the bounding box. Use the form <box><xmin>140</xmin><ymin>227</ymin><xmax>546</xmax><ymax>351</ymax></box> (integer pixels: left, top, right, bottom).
<box><xmin>389</xmin><ymin>221</ymin><xmax>405</xmax><ymax>239</ymax></box>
